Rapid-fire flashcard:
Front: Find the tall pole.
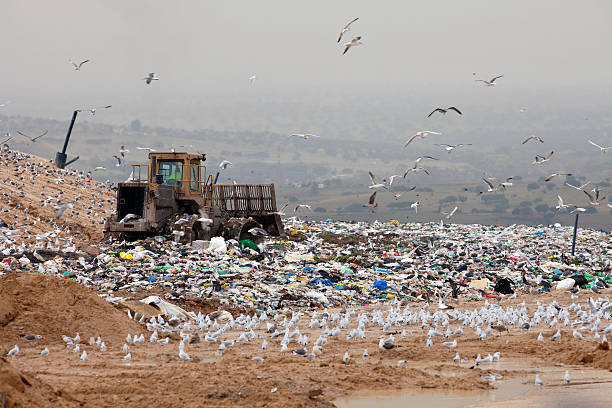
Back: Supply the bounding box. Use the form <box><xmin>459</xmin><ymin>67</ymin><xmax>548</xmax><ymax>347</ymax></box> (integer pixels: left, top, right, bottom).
<box><xmin>571</xmin><ymin>212</ymin><xmax>579</xmax><ymax>256</ymax></box>
<box><xmin>55</xmin><ymin>110</ymin><xmax>79</xmax><ymax>169</ymax></box>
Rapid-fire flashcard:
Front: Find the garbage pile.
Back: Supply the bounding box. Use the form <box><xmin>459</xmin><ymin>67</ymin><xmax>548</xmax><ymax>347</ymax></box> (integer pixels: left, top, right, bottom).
<box><xmin>1</xmin><ymin>219</ymin><xmax>611</xmax><ymax>312</ymax></box>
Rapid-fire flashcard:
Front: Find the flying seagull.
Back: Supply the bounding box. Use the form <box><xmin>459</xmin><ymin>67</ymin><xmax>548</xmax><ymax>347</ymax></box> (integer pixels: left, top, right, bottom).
<box><xmin>249</xmin><ymin>74</ymin><xmax>257</xmax><ymax>84</ymax></box>
<box><xmin>69</xmin><ymin>59</ymin><xmax>90</xmax><ymax>70</ymax></box>
<box><xmin>442</xmin><ymin>206</ymin><xmax>458</xmax><ymax>219</ymax></box>
<box><xmin>565</xmin><ymin>181</ymin><xmax>591</xmax><ymax>191</ymax></box>
<box><xmin>532</xmin><ymin>151</ymin><xmax>554</xmax><ymax>165</ymax></box>
<box><xmin>428</xmin><ymin>107</ymin><xmax>462</xmax><ymax>117</ymax></box>
<box><xmin>588</xmin><ymin>140</ymin><xmax>610</xmax><ymax>153</ymax></box>
<box><xmin>291</xmin><ymin>133</ymin><xmax>320</xmax><ymax>140</ymax></box>
<box><xmin>545</xmin><ymin>172</ymin><xmax>572</xmax><ymax>182</ymax></box>
<box><xmin>368</xmin><ymin>171</ymin><xmax>387</xmax><ymax>190</ymax></box>
<box><xmin>403</xmin><ymin>131</ymin><xmax>441</xmax><ymax>148</ymax></box>
<box><xmin>482</xmin><ymin>177</ymin><xmax>498</xmax><ymax>192</ymax></box>
<box><xmin>343</xmin><ymin>36</ymin><xmax>362</xmax><ymax>55</ymax></box>
<box><xmin>434</xmin><ymin>143</ymin><xmax>472</xmax><ymax>153</ymax></box>
<box><xmin>143</xmin><ymin>73</ymin><xmax>160</xmax><ymax>84</ymax></box>
<box><xmin>294</xmin><ymin>204</ymin><xmax>312</xmax><ymax>213</ymax></box>
<box><xmin>112</xmin><ymin>155</ymin><xmax>122</xmax><ymax>167</ymax></box>
<box><xmin>522</xmin><ymin>135</ymin><xmax>544</xmax><ymax>144</ymax></box>
<box><xmin>475</xmin><ymin>75</ymin><xmax>503</xmax><ymax>86</ymax></box>
<box><xmin>414</xmin><ymin>155</ymin><xmax>439</xmax><ymax>164</ymax></box>
<box><xmin>410</xmin><ymin>201</ymin><xmax>419</xmax><ymax>213</ymax></box>
<box><xmin>219</xmin><ymin>160</ymin><xmax>233</xmax><ymax>170</ymax></box>
<box><xmin>362</xmin><ymin>191</ymin><xmax>377</xmax><ymax>208</ymax></box>
<box><xmin>338</xmin><ymin>17</ymin><xmax>359</xmax><ymax>43</ymax></box>
<box><xmin>556</xmin><ymin>195</ymin><xmax>573</xmax><ymax>210</ymax></box>
<box><xmin>403</xmin><ymin>163</ymin><xmax>430</xmax><ymax>177</ymax></box>
<box><xmin>136</xmin><ymin>147</ymin><xmax>156</xmax><ymax>152</ymax></box>
<box><xmin>119</xmin><ymin>145</ymin><xmax>129</xmax><ymax>158</ymax></box>
<box><xmin>18</xmin><ymin>130</ymin><xmax>48</xmax><ymax>142</ymax></box>
<box><xmin>583</xmin><ymin>189</ymin><xmax>606</xmax><ymax>206</ymax></box>
<box><xmin>87</xmin><ymin>105</ymin><xmax>112</xmax><ymax>115</ymax></box>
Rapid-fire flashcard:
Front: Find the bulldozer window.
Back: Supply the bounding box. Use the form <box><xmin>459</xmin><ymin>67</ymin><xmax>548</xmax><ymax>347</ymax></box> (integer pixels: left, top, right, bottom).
<box><xmin>190</xmin><ymin>164</ymin><xmax>198</xmax><ymax>190</ymax></box>
<box><xmin>158</xmin><ymin>161</ymin><xmax>183</xmax><ymax>187</ymax></box>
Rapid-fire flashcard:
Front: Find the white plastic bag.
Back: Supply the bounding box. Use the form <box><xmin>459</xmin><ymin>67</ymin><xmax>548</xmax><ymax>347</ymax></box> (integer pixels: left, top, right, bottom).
<box><xmin>207</xmin><ymin>236</ymin><xmax>227</xmax><ymax>254</ymax></box>
<box><xmin>556</xmin><ymin>278</ymin><xmax>575</xmax><ymax>291</ymax></box>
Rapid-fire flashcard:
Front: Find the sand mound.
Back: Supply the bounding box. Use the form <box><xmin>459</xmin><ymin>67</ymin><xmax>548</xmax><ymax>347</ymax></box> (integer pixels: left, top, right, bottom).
<box><xmin>0</xmin><ymin>149</ymin><xmax>114</xmax><ymax>246</ymax></box>
<box><xmin>0</xmin><ymin>357</ymin><xmax>79</xmax><ymax>408</ymax></box>
<box><xmin>565</xmin><ymin>343</ymin><xmax>612</xmax><ymax>371</ymax></box>
<box><xmin>0</xmin><ymin>272</ymin><xmax>142</xmax><ymax>349</ymax></box>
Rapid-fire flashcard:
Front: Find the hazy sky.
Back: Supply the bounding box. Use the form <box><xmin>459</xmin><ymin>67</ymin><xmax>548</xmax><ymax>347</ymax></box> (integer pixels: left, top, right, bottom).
<box><xmin>1</xmin><ymin>0</ymin><xmax>611</xmax><ymax>129</ymax></box>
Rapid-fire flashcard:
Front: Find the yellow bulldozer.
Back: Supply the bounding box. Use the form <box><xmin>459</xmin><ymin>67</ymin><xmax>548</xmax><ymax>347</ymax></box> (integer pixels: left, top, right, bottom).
<box><xmin>104</xmin><ymin>151</ymin><xmax>284</xmax><ymax>243</ymax></box>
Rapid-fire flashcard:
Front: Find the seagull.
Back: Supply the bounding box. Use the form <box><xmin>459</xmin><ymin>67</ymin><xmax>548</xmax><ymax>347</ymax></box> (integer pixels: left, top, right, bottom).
<box><xmin>414</xmin><ymin>155</ymin><xmax>439</xmax><ymax>164</ymax></box>
<box><xmin>378</xmin><ymin>336</ymin><xmax>397</xmax><ymax>350</ymax></box>
<box><xmin>403</xmin><ymin>163</ymin><xmax>430</xmax><ymax>177</ymax></box>
<box><xmin>17</xmin><ymin>130</ymin><xmax>48</xmax><ymax>142</ymax></box>
<box><xmin>588</xmin><ymin>140</ymin><xmax>610</xmax><ymax>153</ymax></box>
<box><xmin>86</xmin><ymin>105</ymin><xmax>112</xmax><ymax>115</ymax></box>
<box><xmin>136</xmin><ymin>147</ymin><xmax>156</xmax><ymax>152</ymax></box>
<box><xmin>219</xmin><ymin>160</ymin><xmax>233</xmax><ymax>170</ymax></box>
<box><xmin>123</xmin><ymin>352</ymin><xmax>131</xmax><ymax>361</ymax></box>
<box><xmin>499</xmin><ymin>177</ymin><xmax>514</xmax><ymax>189</ymax></box>
<box><xmin>441</xmin><ymin>206</ymin><xmax>458</xmax><ymax>219</ymax></box>
<box><xmin>475</xmin><ymin>75</ymin><xmax>503</xmax><ymax>86</ymax></box>
<box><xmin>342</xmin><ymin>36</ymin><xmax>363</xmax><ymax>55</ymax></box>
<box><xmin>362</xmin><ymin>349</ymin><xmax>369</xmax><ymax>359</ymax></box>
<box><xmin>482</xmin><ymin>177</ymin><xmax>498</xmax><ymax>192</ymax></box>
<box><xmin>522</xmin><ymin>135</ymin><xmax>544</xmax><ymax>144</ymax></box>
<box><xmin>404</xmin><ymin>131</ymin><xmax>441</xmax><ymax>148</ymax></box>
<box><xmin>564</xmin><ymin>370</ymin><xmax>571</xmax><ymax>384</ymax></box>
<box><xmin>565</xmin><ymin>181</ymin><xmax>591</xmax><ymax>191</ymax></box>
<box><xmin>7</xmin><ymin>344</ymin><xmax>19</xmax><ymax>357</ymax></box>
<box><xmin>533</xmin><ymin>151</ymin><xmax>554</xmax><ymax>165</ymax></box>
<box><xmin>386</xmin><ymin>175</ymin><xmax>403</xmax><ymax>186</ymax></box>
<box><xmin>434</xmin><ymin>143</ymin><xmax>472</xmax><ymax>153</ymax></box>
<box><xmin>569</xmin><ymin>206</ymin><xmax>586</xmax><ymax>214</ymax></box>
<box><xmin>249</xmin><ymin>74</ymin><xmax>257</xmax><ymax>84</ymax></box>
<box><xmin>291</xmin><ymin>133</ymin><xmax>320</xmax><ymax>140</ymax></box>
<box><xmin>143</xmin><ymin>73</ymin><xmax>160</xmax><ymax>84</ymax></box>
<box><xmin>41</xmin><ymin>347</ymin><xmax>49</xmax><ymax>357</ymax></box>
<box><xmin>535</xmin><ymin>374</ymin><xmax>543</xmax><ymax>387</ymax></box>
<box><xmin>119</xmin><ymin>145</ymin><xmax>129</xmax><ymax>158</ymax></box>
<box><xmin>556</xmin><ymin>196</ymin><xmax>573</xmax><ymax>210</ymax></box>
<box><xmin>583</xmin><ymin>189</ymin><xmax>606</xmax><ymax>206</ymax></box>
<box><xmin>337</xmin><ymin>17</ymin><xmax>359</xmax><ymax>43</ymax></box>
<box><xmin>545</xmin><ymin>172</ymin><xmax>572</xmax><ymax>182</ymax></box>
<box><xmin>112</xmin><ymin>155</ymin><xmax>122</xmax><ymax>167</ymax></box>
<box><xmin>69</xmin><ymin>59</ymin><xmax>90</xmax><ymax>70</ymax></box>
<box><xmin>343</xmin><ymin>351</ymin><xmax>350</xmax><ymax>363</ymax></box>
<box><xmin>80</xmin><ymin>350</ymin><xmax>88</xmax><ymax>361</ymax></box>
<box><xmin>427</xmin><ymin>107</ymin><xmax>462</xmax><ymax>117</ymax></box>
<box><xmin>294</xmin><ymin>204</ymin><xmax>312</xmax><ymax>213</ymax></box>
<box><xmin>368</xmin><ymin>171</ymin><xmax>387</xmax><ymax>190</ymax></box>
<box><xmin>362</xmin><ymin>191</ymin><xmax>377</xmax><ymax>208</ymax></box>
<box><xmin>442</xmin><ymin>339</ymin><xmax>457</xmax><ymax>348</ymax></box>
<box><xmin>94</xmin><ymin>166</ymin><xmax>107</xmax><ymax>171</ymax></box>
<box><xmin>410</xmin><ymin>201</ymin><xmax>419</xmax><ymax>213</ymax></box>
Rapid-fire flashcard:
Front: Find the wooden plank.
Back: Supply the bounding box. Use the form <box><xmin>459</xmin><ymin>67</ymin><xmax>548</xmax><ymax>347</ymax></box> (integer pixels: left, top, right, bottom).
<box><xmin>258</xmin><ymin>185</ymin><xmax>264</xmax><ymax>214</ymax></box>
<box><xmin>232</xmin><ymin>184</ymin><xmax>238</xmax><ymax>215</ymax></box>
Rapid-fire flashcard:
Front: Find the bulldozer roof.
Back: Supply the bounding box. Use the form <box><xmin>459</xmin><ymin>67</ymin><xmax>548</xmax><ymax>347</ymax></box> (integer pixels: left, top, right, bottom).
<box><xmin>149</xmin><ymin>152</ymin><xmax>206</xmax><ymax>161</ymax></box>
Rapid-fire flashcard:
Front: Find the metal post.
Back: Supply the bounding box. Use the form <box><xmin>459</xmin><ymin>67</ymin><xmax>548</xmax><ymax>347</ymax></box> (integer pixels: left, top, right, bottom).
<box><xmin>571</xmin><ymin>213</ymin><xmax>579</xmax><ymax>256</ymax></box>
<box><xmin>55</xmin><ymin>110</ymin><xmax>79</xmax><ymax>169</ymax></box>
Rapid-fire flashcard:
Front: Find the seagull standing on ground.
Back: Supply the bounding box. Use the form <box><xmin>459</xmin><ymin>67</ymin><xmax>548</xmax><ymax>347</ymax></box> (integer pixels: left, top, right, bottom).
<box><xmin>337</xmin><ymin>17</ymin><xmax>359</xmax><ymax>43</ymax></box>
<box><xmin>343</xmin><ymin>36</ymin><xmax>363</xmax><ymax>55</ymax></box>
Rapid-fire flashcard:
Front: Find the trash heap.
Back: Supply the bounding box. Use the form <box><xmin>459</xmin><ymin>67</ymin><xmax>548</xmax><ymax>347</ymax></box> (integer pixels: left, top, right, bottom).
<box><xmin>1</xmin><ymin>219</ymin><xmax>611</xmax><ymax>313</ymax></box>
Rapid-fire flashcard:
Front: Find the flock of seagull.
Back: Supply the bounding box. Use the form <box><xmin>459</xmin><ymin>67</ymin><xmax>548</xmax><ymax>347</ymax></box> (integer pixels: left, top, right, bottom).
<box><xmin>7</xmin><ymin>292</ymin><xmax>610</xmax><ymax>389</ymax></box>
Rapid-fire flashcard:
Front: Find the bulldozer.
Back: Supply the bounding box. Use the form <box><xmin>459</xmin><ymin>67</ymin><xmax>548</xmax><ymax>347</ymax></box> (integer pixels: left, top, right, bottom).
<box><xmin>104</xmin><ymin>152</ymin><xmax>284</xmax><ymax>243</ymax></box>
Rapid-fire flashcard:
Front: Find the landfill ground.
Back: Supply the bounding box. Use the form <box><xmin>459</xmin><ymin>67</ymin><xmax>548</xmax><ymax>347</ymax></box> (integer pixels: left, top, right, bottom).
<box><xmin>2</xmin><ymin>148</ymin><xmax>612</xmax><ymax>406</ymax></box>
<box><xmin>2</xmin><ymin>272</ymin><xmax>612</xmax><ymax>408</ymax></box>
